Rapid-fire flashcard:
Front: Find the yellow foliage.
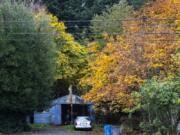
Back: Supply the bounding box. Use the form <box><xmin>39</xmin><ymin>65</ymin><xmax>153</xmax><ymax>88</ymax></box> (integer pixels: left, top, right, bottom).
<box><xmin>81</xmin><ymin>39</ymin><xmax>143</xmax><ymax>111</ymax></box>
<box><xmin>35</xmin><ymin>12</ymin><xmax>88</xmax><ymax>82</ymax></box>
<box><xmin>50</xmin><ymin>15</ymin><xmax>74</xmax><ymax>42</ymax></box>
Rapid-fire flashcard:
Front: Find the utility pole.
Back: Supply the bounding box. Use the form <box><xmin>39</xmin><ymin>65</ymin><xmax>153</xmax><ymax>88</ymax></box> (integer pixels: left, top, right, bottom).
<box><xmin>68</xmin><ymin>85</ymin><xmax>73</xmax><ymax>124</ymax></box>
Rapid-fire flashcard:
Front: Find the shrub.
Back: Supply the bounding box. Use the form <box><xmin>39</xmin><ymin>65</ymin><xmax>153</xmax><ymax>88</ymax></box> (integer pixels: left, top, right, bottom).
<box><xmin>138</xmin><ymin>79</ymin><xmax>179</xmax><ymax>135</ymax></box>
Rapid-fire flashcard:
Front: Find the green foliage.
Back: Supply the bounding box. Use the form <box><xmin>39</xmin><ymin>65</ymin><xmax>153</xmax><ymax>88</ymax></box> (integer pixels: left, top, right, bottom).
<box><xmin>127</xmin><ymin>0</ymin><xmax>151</xmax><ymax>10</ymax></box>
<box><xmin>42</xmin><ymin>0</ymin><xmax>120</xmax><ymax>40</ymax></box>
<box><xmin>61</xmin><ymin>124</ymin><xmax>75</xmax><ymax>131</ymax></box>
<box><xmin>91</xmin><ymin>0</ymin><xmax>133</xmax><ymax>36</ymax></box>
<box><xmin>42</xmin><ymin>0</ymin><xmax>149</xmax><ymax>40</ymax></box>
<box><xmin>0</xmin><ymin>111</ymin><xmax>30</xmax><ymax>133</ymax></box>
<box><xmin>55</xmin><ymin>42</ymin><xmax>87</xmax><ymax>84</ymax></box>
<box><xmin>42</xmin><ymin>0</ymin><xmax>120</xmax><ymax>21</ymax></box>
<box><xmin>0</xmin><ymin>1</ymin><xmax>55</xmax><ymax>133</ymax></box>
<box><xmin>30</xmin><ymin>124</ymin><xmax>50</xmax><ymax>130</ymax></box>
<box><xmin>139</xmin><ymin>78</ymin><xmax>179</xmax><ymax>135</ymax></box>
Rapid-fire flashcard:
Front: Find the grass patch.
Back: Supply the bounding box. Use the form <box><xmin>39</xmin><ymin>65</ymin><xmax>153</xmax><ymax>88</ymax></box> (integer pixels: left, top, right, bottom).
<box><xmin>94</xmin><ymin>124</ymin><xmax>104</xmax><ymax>128</ymax></box>
<box><xmin>93</xmin><ymin>124</ymin><xmax>104</xmax><ymax>132</ymax></box>
<box><xmin>61</xmin><ymin>125</ymin><xmax>74</xmax><ymax>131</ymax></box>
<box><xmin>29</xmin><ymin>124</ymin><xmax>51</xmax><ymax>130</ymax></box>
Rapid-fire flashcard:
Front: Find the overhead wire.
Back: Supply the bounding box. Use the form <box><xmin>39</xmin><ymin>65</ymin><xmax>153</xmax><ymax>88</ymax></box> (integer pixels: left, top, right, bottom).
<box><xmin>0</xmin><ymin>18</ymin><xmax>179</xmax><ymax>41</ymax></box>
<box><xmin>0</xmin><ymin>18</ymin><xmax>180</xmax><ymax>22</ymax></box>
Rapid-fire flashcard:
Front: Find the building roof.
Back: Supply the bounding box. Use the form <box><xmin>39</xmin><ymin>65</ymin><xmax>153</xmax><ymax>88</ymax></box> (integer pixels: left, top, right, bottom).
<box><xmin>52</xmin><ymin>94</ymin><xmax>90</xmax><ymax>105</ymax></box>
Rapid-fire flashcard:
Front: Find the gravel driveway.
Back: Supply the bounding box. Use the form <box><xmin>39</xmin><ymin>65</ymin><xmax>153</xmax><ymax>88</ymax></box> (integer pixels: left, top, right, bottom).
<box><xmin>13</xmin><ymin>127</ymin><xmax>103</xmax><ymax>135</ymax></box>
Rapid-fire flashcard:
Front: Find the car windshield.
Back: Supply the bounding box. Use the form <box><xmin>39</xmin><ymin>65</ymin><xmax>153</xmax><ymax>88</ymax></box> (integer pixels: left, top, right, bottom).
<box><xmin>76</xmin><ymin>116</ymin><xmax>90</xmax><ymax>121</ymax></box>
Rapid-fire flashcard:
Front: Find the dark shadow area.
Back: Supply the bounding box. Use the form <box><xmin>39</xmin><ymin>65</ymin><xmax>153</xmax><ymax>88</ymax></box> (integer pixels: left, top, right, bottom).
<box><xmin>61</xmin><ymin>104</ymin><xmax>89</xmax><ymax>124</ymax></box>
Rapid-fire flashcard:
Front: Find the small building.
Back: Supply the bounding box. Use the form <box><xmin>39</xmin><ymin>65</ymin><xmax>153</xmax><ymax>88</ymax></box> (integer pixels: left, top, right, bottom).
<box><xmin>34</xmin><ymin>94</ymin><xmax>94</xmax><ymax>125</ymax></box>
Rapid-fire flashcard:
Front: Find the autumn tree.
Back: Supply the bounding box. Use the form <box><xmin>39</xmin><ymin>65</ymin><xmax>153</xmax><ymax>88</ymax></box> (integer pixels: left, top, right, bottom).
<box><xmin>48</xmin><ymin>15</ymin><xmax>88</xmax><ymax>96</ymax></box>
<box><xmin>125</xmin><ymin>0</ymin><xmax>180</xmax><ymax>78</ymax></box>
<box><xmin>123</xmin><ymin>1</ymin><xmax>180</xmax><ymax>134</ymax></box>
<box><xmin>80</xmin><ymin>37</ymin><xmax>144</xmax><ymax>114</ymax></box>
<box><xmin>80</xmin><ymin>0</ymin><xmax>180</xmax><ymax>117</ymax></box>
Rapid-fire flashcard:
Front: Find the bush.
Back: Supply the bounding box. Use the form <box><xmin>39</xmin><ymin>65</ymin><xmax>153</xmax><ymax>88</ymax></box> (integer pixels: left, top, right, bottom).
<box><xmin>138</xmin><ymin>79</ymin><xmax>179</xmax><ymax>135</ymax></box>
<box><xmin>0</xmin><ymin>112</ymin><xmax>30</xmax><ymax>133</ymax></box>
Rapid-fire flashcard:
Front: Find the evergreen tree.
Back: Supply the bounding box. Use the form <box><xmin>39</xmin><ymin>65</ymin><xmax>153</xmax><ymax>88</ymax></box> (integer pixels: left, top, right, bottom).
<box><xmin>42</xmin><ymin>0</ymin><xmax>120</xmax><ymax>40</ymax></box>
<box><xmin>42</xmin><ymin>0</ymin><xmax>149</xmax><ymax>40</ymax></box>
<box><xmin>0</xmin><ymin>1</ymin><xmax>55</xmax><ymax>133</ymax></box>
<box><xmin>91</xmin><ymin>0</ymin><xmax>133</xmax><ymax>36</ymax></box>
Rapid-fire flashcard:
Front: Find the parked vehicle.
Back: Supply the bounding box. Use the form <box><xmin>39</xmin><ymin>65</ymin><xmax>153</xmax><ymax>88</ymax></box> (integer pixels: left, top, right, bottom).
<box><xmin>74</xmin><ymin>116</ymin><xmax>93</xmax><ymax>130</ymax></box>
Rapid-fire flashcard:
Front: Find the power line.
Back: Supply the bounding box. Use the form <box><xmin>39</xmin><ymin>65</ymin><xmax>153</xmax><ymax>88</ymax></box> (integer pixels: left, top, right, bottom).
<box><xmin>67</xmin><ymin>24</ymin><xmax>180</xmax><ymax>28</ymax></box>
<box><xmin>61</xmin><ymin>18</ymin><xmax>180</xmax><ymax>22</ymax></box>
<box><xmin>1</xmin><ymin>25</ymin><xmax>179</xmax><ymax>29</ymax></box>
<box><xmin>0</xmin><ymin>32</ymin><xmax>53</xmax><ymax>35</ymax></box>
<box><xmin>0</xmin><ymin>31</ymin><xmax>179</xmax><ymax>36</ymax></box>
<box><xmin>0</xmin><ymin>18</ymin><xmax>180</xmax><ymax>23</ymax></box>
<box><xmin>0</xmin><ymin>38</ymin><xmax>179</xmax><ymax>42</ymax></box>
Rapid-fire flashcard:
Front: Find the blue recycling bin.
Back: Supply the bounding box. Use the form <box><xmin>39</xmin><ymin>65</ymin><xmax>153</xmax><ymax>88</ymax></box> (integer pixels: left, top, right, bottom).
<box><xmin>104</xmin><ymin>125</ymin><xmax>112</xmax><ymax>135</ymax></box>
<box><xmin>111</xmin><ymin>125</ymin><xmax>120</xmax><ymax>135</ymax></box>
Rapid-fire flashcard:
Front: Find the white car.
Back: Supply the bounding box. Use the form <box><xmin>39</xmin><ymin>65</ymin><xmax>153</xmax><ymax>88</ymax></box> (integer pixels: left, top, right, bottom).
<box><xmin>74</xmin><ymin>116</ymin><xmax>93</xmax><ymax>130</ymax></box>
